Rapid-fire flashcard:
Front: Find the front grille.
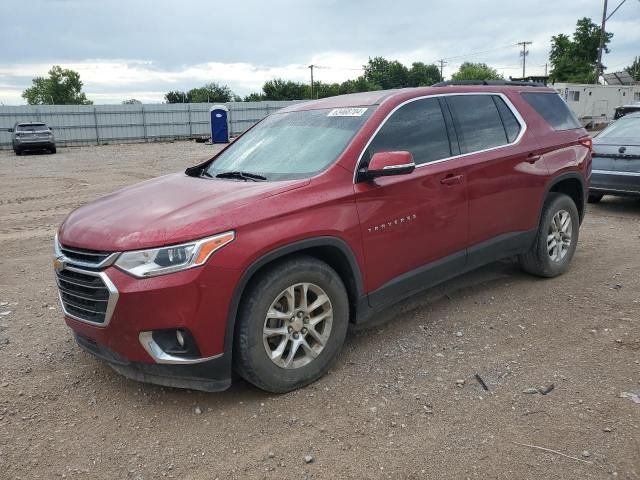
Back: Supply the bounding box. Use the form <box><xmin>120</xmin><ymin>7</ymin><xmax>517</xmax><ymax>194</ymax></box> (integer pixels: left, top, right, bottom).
<box><xmin>60</xmin><ymin>244</ymin><xmax>113</xmax><ymax>267</ymax></box>
<box><xmin>56</xmin><ymin>268</ymin><xmax>112</xmax><ymax>324</ymax></box>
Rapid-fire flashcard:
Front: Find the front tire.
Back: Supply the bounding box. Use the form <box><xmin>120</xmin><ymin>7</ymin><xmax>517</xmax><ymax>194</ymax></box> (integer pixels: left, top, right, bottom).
<box><xmin>588</xmin><ymin>193</ymin><xmax>603</xmax><ymax>203</ymax></box>
<box><xmin>49</xmin><ymin>146</ymin><xmax>57</xmax><ymax>154</ymax></box>
<box><xmin>234</xmin><ymin>256</ymin><xmax>349</xmax><ymax>393</ymax></box>
<box><xmin>520</xmin><ymin>192</ymin><xmax>579</xmax><ymax>278</ymax></box>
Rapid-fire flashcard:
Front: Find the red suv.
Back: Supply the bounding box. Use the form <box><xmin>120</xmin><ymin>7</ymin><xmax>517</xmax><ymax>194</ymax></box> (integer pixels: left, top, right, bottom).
<box><xmin>54</xmin><ymin>82</ymin><xmax>592</xmax><ymax>393</ymax></box>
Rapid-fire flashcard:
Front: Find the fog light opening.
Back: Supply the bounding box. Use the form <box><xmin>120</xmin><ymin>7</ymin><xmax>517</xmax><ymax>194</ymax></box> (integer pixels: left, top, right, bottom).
<box><xmin>149</xmin><ymin>328</ymin><xmax>201</xmax><ymax>360</ymax></box>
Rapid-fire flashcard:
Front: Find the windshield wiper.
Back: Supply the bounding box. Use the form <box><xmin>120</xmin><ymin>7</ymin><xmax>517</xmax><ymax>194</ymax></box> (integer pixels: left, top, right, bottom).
<box><xmin>215</xmin><ymin>171</ymin><xmax>267</xmax><ymax>182</ymax></box>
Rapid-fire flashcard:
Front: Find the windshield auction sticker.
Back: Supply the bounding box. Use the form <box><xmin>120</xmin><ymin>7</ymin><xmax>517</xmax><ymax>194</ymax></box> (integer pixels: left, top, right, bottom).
<box><xmin>327</xmin><ymin>107</ymin><xmax>368</xmax><ymax>117</ymax></box>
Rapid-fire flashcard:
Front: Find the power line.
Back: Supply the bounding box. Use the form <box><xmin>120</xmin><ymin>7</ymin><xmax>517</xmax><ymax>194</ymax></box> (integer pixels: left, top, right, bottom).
<box><xmin>435</xmin><ymin>43</ymin><xmax>519</xmax><ymax>62</ymax></box>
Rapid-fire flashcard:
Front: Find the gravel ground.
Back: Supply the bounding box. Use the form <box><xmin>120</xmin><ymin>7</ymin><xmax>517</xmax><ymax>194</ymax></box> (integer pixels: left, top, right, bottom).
<box><xmin>0</xmin><ymin>142</ymin><xmax>639</xmax><ymax>480</ymax></box>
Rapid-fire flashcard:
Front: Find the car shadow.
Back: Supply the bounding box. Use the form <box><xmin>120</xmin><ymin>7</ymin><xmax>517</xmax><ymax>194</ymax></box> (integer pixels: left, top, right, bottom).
<box><xmin>90</xmin><ymin>258</ymin><xmax>529</xmax><ymax>404</ymax></box>
<box><xmin>17</xmin><ymin>150</ymin><xmax>54</xmax><ymax>156</ymax></box>
<box><xmin>589</xmin><ymin>195</ymin><xmax>640</xmax><ymax>216</ymax></box>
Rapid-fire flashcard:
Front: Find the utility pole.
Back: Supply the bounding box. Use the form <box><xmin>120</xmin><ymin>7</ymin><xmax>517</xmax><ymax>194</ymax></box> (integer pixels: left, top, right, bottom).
<box><xmin>308</xmin><ymin>65</ymin><xmax>315</xmax><ymax>99</ymax></box>
<box><xmin>596</xmin><ymin>0</ymin><xmax>608</xmax><ymax>84</ymax></box>
<box><xmin>544</xmin><ymin>63</ymin><xmax>548</xmax><ymax>77</ymax></box>
<box><xmin>597</xmin><ymin>0</ymin><xmax>630</xmax><ymax>84</ymax></box>
<box><xmin>517</xmin><ymin>41</ymin><xmax>532</xmax><ymax>78</ymax></box>
<box><xmin>438</xmin><ymin>59</ymin><xmax>447</xmax><ymax>81</ymax></box>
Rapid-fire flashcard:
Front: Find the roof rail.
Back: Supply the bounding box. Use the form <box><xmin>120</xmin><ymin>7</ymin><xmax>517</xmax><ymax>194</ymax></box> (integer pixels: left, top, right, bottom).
<box><xmin>432</xmin><ymin>80</ymin><xmax>545</xmax><ymax>87</ymax></box>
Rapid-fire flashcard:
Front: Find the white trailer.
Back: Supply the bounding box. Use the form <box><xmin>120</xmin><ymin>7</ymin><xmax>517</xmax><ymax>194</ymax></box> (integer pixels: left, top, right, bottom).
<box><xmin>552</xmin><ymin>83</ymin><xmax>640</xmax><ymax>126</ymax></box>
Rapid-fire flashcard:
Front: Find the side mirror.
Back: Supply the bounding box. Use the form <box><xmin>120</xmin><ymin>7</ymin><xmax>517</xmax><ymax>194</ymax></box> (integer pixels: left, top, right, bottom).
<box><xmin>362</xmin><ymin>151</ymin><xmax>415</xmax><ymax>180</ymax></box>
<box><xmin>7</xmin><ymin>128</ymin><xmax>13</xmax><ymax>133</ymax></box>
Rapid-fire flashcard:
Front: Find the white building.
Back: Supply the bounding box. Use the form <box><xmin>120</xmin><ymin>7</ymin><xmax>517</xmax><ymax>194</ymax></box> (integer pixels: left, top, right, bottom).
<box><xmin>552</xmin><ymin>83</ymin><xmax>640</xmax><ymax>124</ymax></box>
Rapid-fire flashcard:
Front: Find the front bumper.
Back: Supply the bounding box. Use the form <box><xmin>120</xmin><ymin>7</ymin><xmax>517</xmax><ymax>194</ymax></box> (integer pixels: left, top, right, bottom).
<box><xmin>60</xmin><ymin>262</ymin><xmax>242</xmax><ymax>391</ymax></box>
<box><xmin>591</xmin><ymin>169</ymin><xmax>640</xmax><ymax>196</ymax></box>
<box><xmin>75</xmin><ymin>333</ymin><xmax>231</xmax><ymax>391</ymax></box>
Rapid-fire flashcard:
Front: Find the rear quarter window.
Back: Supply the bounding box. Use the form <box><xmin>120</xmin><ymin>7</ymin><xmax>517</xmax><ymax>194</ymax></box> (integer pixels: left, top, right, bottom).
<box><xmin>521</xmin><ymin>92</ymin><xmax>581</xmax><ymax>130</ymax></box>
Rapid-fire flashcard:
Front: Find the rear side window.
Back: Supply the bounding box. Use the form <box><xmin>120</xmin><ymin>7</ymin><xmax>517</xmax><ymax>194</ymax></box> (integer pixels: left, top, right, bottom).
<box><xmin>446</xmin><ymin>95</ymin><xmax>510</xmax><ymax>153</ymax></box>
<box><xmin>494</xmin><ymin>97</ymin><xmax>521</xmax><ymax>143</ymax></box>
<box><xmin>521</xmin><ymin>92</ymin><xmax>581</xmax><ymax>130</ymax></box>
<box><xmin>366</xmin><ymin>98</ymin><xmax>451</xmax><ymax>166</ymax></box>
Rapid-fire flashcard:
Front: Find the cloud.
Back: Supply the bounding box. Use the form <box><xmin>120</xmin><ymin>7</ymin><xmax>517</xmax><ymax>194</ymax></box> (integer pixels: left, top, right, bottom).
<box><xmin>1</xmin><ymin>0</ymin><xmax>638</xmax><ymax>104</ymax></box>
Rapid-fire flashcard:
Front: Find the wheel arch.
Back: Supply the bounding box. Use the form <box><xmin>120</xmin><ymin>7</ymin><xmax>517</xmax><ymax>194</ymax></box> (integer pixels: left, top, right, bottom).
<box><xmin>223</xmin><ymin>236</ymin><xmax>365</xmax><ymax>360</ymax></box>
<box><xmin>545</xmin><ymin>172</ymin><xmax>586</xmax><ymax>223</ymax></box>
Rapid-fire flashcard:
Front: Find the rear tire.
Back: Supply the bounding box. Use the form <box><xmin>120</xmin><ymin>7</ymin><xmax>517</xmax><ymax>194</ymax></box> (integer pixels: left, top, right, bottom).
<box><xmin>234</xmin><ymin>256</ymin><xmax>349</xmax><ymax>393</ymax></box>
<box><xmin>520</xmin><ymin>192</ymin><xmax>579</xmax><ymax>278</ymax></box>
<box><xmin>588</xmin><ymin>193</ymin><xmax>603</xmax><ymax>203</ymax></box>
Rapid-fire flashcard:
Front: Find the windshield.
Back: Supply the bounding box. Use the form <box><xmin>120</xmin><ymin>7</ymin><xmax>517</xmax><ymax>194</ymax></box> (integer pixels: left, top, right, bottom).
<box><xmin>17</xmin><ymin>123</ymin><xmax>47</xmax><ymax>131</ymax></box>
<box><xmin>205</xmin><ymin>107</ymin><xmax>373</xmax><ymax>181</ymax></box>
<box><xmin>598</xmin><ymin>116</ymin><xmax>640</xmax><ymax>140</ymax></box>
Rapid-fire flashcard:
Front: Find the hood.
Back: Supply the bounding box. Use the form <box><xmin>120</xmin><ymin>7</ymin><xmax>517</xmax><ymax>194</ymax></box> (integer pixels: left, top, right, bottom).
<box><xmin>59</xmin><ymin>173</ymin><xmax>308</xmax><ymax>251</ymax></box>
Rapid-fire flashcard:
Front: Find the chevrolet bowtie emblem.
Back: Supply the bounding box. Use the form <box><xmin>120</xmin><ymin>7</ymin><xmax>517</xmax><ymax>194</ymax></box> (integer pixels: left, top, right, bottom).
<box><xmin>53</xmin><ymin>257</ymin><xmax>66</xmax><ymax>273</ymax></box>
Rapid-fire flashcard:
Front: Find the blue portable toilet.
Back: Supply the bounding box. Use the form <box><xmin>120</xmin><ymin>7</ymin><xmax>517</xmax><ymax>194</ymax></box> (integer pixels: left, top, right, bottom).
<box><xmin>210</xmin><ymin>105</ymin><xmax>230</xmax><ymax>144</ymax></box>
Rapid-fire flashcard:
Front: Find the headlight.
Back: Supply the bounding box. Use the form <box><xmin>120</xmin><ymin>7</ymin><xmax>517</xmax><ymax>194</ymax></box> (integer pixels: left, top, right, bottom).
<box><xmin>115</xmin><ymin>231</ymin><xmax>235</xmax><ymax>278</ymax></box>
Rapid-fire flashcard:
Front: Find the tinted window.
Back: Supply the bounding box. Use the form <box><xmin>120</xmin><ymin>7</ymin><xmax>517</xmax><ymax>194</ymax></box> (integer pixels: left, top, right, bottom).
<box><xmin>447</xmin><ymin>95</ymin><xmax>508</xmax><ymax>153</ymax></box>
<box><xmin>521</xmin><ymin>92</ymin><xmax>581</xmax><ymax>130</ymax></box>
<box><xmin>17</xmin><ymin>123</ymin><xmax>47</xmax><ymax>131</ymax></box>
<box><xmin>597</xmin><ymin>116</ymin><xmax>640</xmax><ymax>140</ymax></box>
<box><xmin>366</xmin><ymin>98</ymin><xmax>450</xmax><ymax>166</ymax></box>
<box><xmin>494</xmin><ymin>97</ymin><xmax>522</xmax><ymax>143</ymax></box>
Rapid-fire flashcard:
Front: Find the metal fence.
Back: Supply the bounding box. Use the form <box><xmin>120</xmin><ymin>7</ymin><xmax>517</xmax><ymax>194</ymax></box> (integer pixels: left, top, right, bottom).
<box><xmin>0</xmin><ymin>101</ymin><xmax>303</xmax><ymax>149</ymax></box>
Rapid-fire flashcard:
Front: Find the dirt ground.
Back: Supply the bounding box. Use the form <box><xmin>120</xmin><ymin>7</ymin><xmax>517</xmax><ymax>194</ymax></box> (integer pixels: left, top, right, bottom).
<box><xmin>0</xmin><ymin>142</ymin><xmax>639</xmax><ymax>480</ymax></box>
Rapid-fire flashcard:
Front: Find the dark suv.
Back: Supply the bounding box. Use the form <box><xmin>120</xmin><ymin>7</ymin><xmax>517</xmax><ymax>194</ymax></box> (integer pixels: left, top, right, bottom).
<box><xmin>54</xmin><ymin>82</ymin><xmax>591</xmax><ymax>393</ymax></box>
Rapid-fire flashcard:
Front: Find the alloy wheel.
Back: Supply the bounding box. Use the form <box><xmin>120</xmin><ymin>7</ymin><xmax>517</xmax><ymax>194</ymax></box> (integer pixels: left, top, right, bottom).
<box><xmin>262</xmin><ymin>282</ymin><xmax>333</xmax><ymax>369</ymax></box>
<box><xmin>547</xmin><ymin>209</ymin><xmax>572</xmax><ymax>262</ymax></box>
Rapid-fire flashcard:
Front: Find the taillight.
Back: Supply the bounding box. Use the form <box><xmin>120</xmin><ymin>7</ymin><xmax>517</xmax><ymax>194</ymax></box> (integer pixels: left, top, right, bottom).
<box><xmin>579</xmin><ymin>136</ymin><xmax>593</xmax><ymax>153</ymax></box>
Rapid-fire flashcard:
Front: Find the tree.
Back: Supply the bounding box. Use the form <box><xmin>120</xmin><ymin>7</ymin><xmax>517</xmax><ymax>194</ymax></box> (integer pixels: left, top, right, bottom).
<box><xmin>338</xmin><ymin>77</ymin><xmax>382</xmax><ymax>95</ymax></box>
<box><xmin>313</xmin><ymin>81</ymin><xmax>341</xmax><ymax>99</ymax></box>
<box><xmin>188</xmin><ymin>82</ymin><xmax>235</xmax><ymax>103</ymax></box>
<box><xmin>244</xmin><ymin>92</ymin><xmax>267</xmax><ymax>102</ymax></box>
<box><xmin>451</xmin><ymin>62</ymin><xmax>503</xmax><ymax>81</ymax></box>
<box><xmin>625</xmin><ymin>56</ymin><xmax>640</xmax><ymax>81</ymax></box>
<box><xmin>164</xmin><ymin>82</ymin><xmax>236</xmax><ymax>103</ymax></box>
<box><xmin>549</xmin><ymin>17</ymin><xmax>613</xmax><ymax>83</ymax></box>
<box><xmin>408</xmin><ymin>62</ymin><xmax>442</xmax><ymax>86</ymax></box>
<box><xmin>363</xmin><ymin>57</ymin><xmax>410</xmax><ymax>89</ymax></box>
<box><xmin>122</xmin><ymin>98</ymin><xmax>142</xmax><ymax>104</ymax></box>
<box><xmin>262</xmin><ymin>79</ymin><xmax>309</xmax><ymax>100</ymax></box>
<box><xmin>165</xmin><ymin>90</ymin><xmax>189</xmax><ymax>103</ymax></box>
<box><xmin>22</xmin><ymin>65</ymin><xmax>92</xmax><ymax>105</ymax></box>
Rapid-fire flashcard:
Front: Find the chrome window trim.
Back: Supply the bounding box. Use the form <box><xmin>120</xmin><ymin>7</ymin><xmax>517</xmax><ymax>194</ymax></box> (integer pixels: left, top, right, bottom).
<box><xmin>592</xmin><ymin>169</ymin><xmax>640</xmax><ymax>177</ymax></box>
<box><xmin>382</xmin><ymin>162</ymin><xmax>415</xmax><ymax>170</ymax></box>
<box><xmin>353</xmin><ymin>92</ymin><xmax>527</xmax><ymax>183</ymax></box>
<box><xmin>138</xmin><ymin>332</ymin><xmax>223</xmax><ymax>365</ymax></box>
<box><xmin>56</xmin><ymin>265</ymin><xmax>119</xmax><ymax>327</ymax></box>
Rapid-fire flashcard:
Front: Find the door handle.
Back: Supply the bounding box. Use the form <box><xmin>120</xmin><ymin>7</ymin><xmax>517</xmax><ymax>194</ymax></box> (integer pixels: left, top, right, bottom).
<box><xmin>527</xmin><ymin>153</ymin><xmax>542</xmax><ymax>164</ymax></box>
<box><xmin>440</xmin><ymin>174</ymin><xmax>464</xmax><ymax>186</ymax></box>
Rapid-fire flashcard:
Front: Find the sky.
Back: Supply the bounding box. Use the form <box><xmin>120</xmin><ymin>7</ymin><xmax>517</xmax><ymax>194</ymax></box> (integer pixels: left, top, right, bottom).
<box><xmin>1</xmin><ymin>0</ymin><xmax>639</xmax><ymax>105</ymax></box>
